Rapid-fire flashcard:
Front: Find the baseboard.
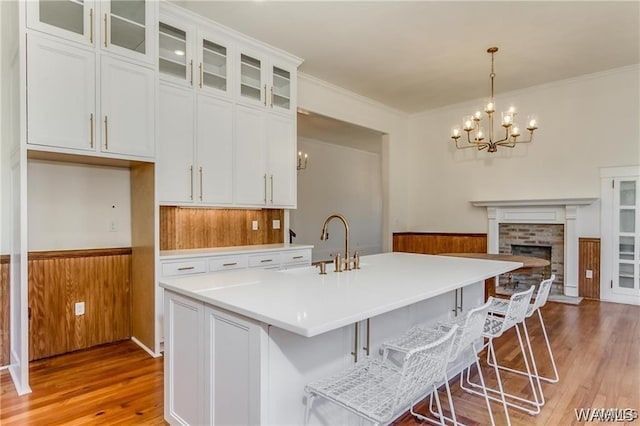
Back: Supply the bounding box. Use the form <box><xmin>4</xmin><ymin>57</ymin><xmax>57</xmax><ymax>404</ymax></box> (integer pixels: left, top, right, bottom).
<box><xmin>131</xmin><ymin>336</ymin><xmax>162</xmax><ymax>358</ymax></box>
<box><xmin>8</xmin><ymin>352</ymin><xmax>32</xmax><ymax>395</ymax></box>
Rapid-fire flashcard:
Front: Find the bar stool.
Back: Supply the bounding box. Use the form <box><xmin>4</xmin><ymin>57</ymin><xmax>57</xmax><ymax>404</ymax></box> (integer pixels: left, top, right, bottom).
<box><xmin>459</xmin><ymin>285</ymin><xmax>538</xmax><ymax>425</ymax></box>
<box><xmin>382</xmin><ymin>301</ymin><xmax>495</xmax><ymax>426</ymax></box>
<box><xmin>485</xmin><ymin>275</ymin><xmax>558</xmax><ymax>401</ymax></box>
<box><xmin>304</xmin><ymin>325</ymin><xmax>459</xmax><ymax>426</ymax></box>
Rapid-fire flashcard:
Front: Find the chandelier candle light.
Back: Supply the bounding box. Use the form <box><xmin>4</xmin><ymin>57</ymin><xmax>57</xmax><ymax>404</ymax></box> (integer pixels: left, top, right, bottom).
<box><xmin>450</xmin><ymin>47</ymin><xmax>538</xmax><ymax>153</ymax></box>
<box><xmin>297</xmin><ymin>151</ymin><xmax>308</xmax><ymax>171</ymax></box>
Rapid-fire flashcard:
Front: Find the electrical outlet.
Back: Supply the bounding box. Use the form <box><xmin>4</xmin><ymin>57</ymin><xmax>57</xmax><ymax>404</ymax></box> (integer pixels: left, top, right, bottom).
<box><xmin>585</xmin><ymin>269</ymin><xmax>593</xmax><ymax>279</ymax></box>
<box><xmin>252</xmin><ymin>220</ymin><xmax>259</xmax><ymax>231</ymax></box>
<box><xmin>273</xmin><ymin>219</ymin><xmax>281</xmax><ymax>230</ymax></box>
<box><xmin>109</xmin><ymin>220</ymin><xmax>118</xmax><ymax>232</ymax></box>
<box><xmin>75</xmin><ymin>302</ymin><xmax>85</xmax><ymax>316</ymax></box>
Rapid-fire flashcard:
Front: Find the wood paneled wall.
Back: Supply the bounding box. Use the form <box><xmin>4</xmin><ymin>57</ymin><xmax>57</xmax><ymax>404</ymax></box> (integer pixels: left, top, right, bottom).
<box><xmin>160</xmin><ymin>206</ymin><xmax>284</xmax><ymax>250</ymax></box>
<box><xmin>28</xmin><ymin>248</ymin><xmax>131</xmax><ymax>361</ymax></box>
<box><xmin>1</xmin><ymin>255</ymin><xmax>9</xmax><ymax>367</ymax></box>
<box><xmin>393</xmin><ymin>232</ymin><xmax>488</xmax><ymax>255</ymax></box>
<box><xmin>393</xmin><ymin>232</ymin><xmax>493</xmax><ymax>299</ymax></box>
<box><xmin>579</xmin><ymin>238</ymin><xmax>601</xmax><ymax>300</ymax></box>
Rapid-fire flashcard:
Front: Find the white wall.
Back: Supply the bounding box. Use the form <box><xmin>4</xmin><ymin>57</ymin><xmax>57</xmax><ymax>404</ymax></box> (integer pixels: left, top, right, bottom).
<box><xmin>406</xmin><ymin>66</ymin><xmax>640</xmax><ymax>234</ymax></box>
<box><xmin>290</xmin><ymin>137</ymin><xmax>383</xmax><ymax>261</ymax></box>
<box><xmin>27</xmin><ymin>160</ymin><xmax>132</xmax><ymax>251</ymax></box>
<box><xmin>297</xmin><ymin>73</ymin><xmax>409</xmax><ymax>252</ymax></box>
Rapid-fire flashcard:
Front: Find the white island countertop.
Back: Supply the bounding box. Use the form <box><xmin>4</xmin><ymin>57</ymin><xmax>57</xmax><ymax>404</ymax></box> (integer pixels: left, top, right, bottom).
<box><xmin>160</xmin><ymin>252</ymin><xmax>522</xmax><ymax>337</ymax></box>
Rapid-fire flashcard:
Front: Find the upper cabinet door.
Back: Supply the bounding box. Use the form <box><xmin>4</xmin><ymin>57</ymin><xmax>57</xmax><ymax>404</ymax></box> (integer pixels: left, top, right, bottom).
<box><xmin>26</xmin><ymin>0</ymin><xmax>96</xmax><ymax>46</ymax></box>
<box><xmin>197</xmin><ymin>31</ymin><xmax>232</xmax><ymax>98</ymax></box>
<box><xmin>101</xmin><ymin>0</ymin><xmax>156</xmax><ymax>64</ymax></box>
<box><xmin>269</xmin><ymin>64</ymin><xmax>294</xmax><ymax>114</ymax></box>
<box><xmin>159</xmin><ymin>15</ymin><xmax>195</xmax><ymax>87</ymax></box>
<box><xmin>238</xmin><ymin>50</ymin><xmax>266</xmax><ymax>108</ymax></box>
<box><xmin>27</xmin><ymin>34</ymin><xmax>96</xmax><ymax>152</ymax></box>
<box><xmin>100</xmin><ymin>55</ymin><xmax>155</xmax><ymax>158</ymax></box>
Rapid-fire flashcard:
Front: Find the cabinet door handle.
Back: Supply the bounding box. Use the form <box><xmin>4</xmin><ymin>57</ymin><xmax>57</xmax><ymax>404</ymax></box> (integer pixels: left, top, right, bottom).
<box><xmin>199</xmin><ymin>62</ymin><xmax>203</xmax><ymax>88</ymax></box>
<box><xmin>263</xmin><ymin>84</ymin><xmax>267</xmax><ymax>106</ymax></box>
<box><xmin>452</xmin><ymin>288</ymin><xmax>458</xmax><ymax>316</ymax></box>
<box><xmin>351</xmin><ymin>322</ymin><xmax>359</xmax><ymax>363</ymax></box>
<box><xmin>270</xmin><ymin>174</ymin><xmax>274</xmax><ymax>204</ymax></box>
<box><xmin>270</xmin><ymin>86</ymin><xmax>273</xmax><ymax>108</ymax></box>
<box><xmin>459</xmin><ymin>287</ymin><xmax>464</xmax><ymax>312</ymax></box>
<box><xmin>260</xmin><ymin>259</ymin><xmax>273</xmax><ymax>263</ymax></box>
<box><xmin>89</xmin><ymin>113</ymin><xmax>94</xmax><ymax>148</ymax></box>
<box><xmin>222</xmin><ymin>262</ymin><xmax>237</xmax><ymax>267</ymax></box>
<box><xmin>199</xmin><ymin>166</ymin><xmax>203</xmax><ymax>201</ymax></box>
<box><xmin>292</xmin><ymin>256</ymin><xmax>303</xmax><ymax>260</ymax></box>
<box><xmin>103</xmin><ymin>14</ymin><xmax>108</xmax><ymax>47</ymax></box>
<box><xmin>263</xmin><ymin>174</ymin><xmax>267</xmax><ymax>204</ymax></box>
<box><xmin>177</xmin><ymin>266</ymin><xmax>195</xmax><ymax>271</ymax></box>
<box><xmin>363</xmin><ymin>318</ymin><xmax>370</xmax><ymax>357</ymax></box>
<box><xmin>103</xmin><ymin>115</ymin><xmax>108</xmax><ymax>150</ymax></box>
<box><xmin>189</xmin><ymin>59</ymin><xmax>193</xmax><ymax>86</ymax></box>
<box><xmin>89</xmin><ymin>8</ymin><xmax>94</xmax><ymax>44</ymax></box>
<box><xmin>189</xmin><ymin>165</ymin><xmax>193</xmax><ymax>200</ymax></box>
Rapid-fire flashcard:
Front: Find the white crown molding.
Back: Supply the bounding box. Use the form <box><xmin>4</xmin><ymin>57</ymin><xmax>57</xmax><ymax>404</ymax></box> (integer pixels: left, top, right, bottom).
<box><xmin>409</xmin><ymin>64</ymin><xmax>640</xmax><ymax>120</ymax></box>
<box><xmin>298</xmin><ymin>72</ymin><xmax>409</xmax><ymax>119</ymax></box>
<box><xmin>600</xmin><ymin>165</ymin><xmax>640</xmax><ymax>178</ymax></box>
<box><xmin>471</xmin><ymin>198</ymin><xmax>598</xmax><ymax>208</ymax></box>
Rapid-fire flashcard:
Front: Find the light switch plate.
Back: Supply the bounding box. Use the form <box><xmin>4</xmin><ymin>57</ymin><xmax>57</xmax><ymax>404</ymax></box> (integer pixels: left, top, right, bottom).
<box><xmin>75</xmin><ymin>301</ymin><xmax>85</xmax><ymax>316</ymax></box>
<box><xmin>273</xmin><ymin>219</ymin><xmax>281</xmax><ymax>230</ymax></box>
<box><xmin>252</xmin><ymin>220</ymin><xmax>259</xmax><ymax>231</ymax></box>
<box><xmin>585</xmin><ymin>269</ymin><xmax>593</xmax><ymax>279</ymax></box>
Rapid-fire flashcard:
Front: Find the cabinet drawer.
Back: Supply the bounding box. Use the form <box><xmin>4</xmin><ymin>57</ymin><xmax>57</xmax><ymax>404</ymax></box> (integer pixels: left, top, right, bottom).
<box><xmin>248</xmin><ymin>253</ymin><xmax>281</xmax><ymax>269</ymax></box>
<box><xmin>281</xmin><ymin>249</ymin><xmax>311</xmax><ymax>265</ymax></box>
<box><xmin>209</xmin><ymin>256</ymin><xmax>248</xmax><ymax>272</ymax></box>
<box><xmin>162</xmin><ymin>260</ymin><xmax>207</xmax><ymax>277</ymax></box>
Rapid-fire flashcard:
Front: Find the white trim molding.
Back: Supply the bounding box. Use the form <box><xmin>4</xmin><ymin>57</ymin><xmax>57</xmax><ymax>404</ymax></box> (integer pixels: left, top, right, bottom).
<box><xmin>473</xmin><ymin>198</ymin><xmax>598</xmax><ymax>298</ymax></box>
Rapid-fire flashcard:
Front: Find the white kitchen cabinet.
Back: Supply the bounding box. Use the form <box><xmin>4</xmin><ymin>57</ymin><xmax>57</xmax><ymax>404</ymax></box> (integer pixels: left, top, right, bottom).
<box><xmin>157</xmin><ymin>83</ymin><xmax>196</xmax><ymax>203</ymax></box>
<box><xmin>234</xmin><ymin>104</ymin><xmax>296</xmax><ymax>208</ymax></box>
<box><xmin>197</xmin><ymin>29</ymin><xmax>233</xmax><ymax>99</ymax></box>
<box><xmin>601</xmin><ymin>166</ymin><xmax>640</xmax><ymax>305</ymax></box>
<box><xmin>26</xmin><ymin>34</ymin><xmax>96</xmax><ymax>152</ymax></box>
<box><xmin>158</xmin><ymin>17</ymin><xmax>195</xmax><ymax>86</ymax></box>
<box><xmin>27</xmin><ymin>0</ymin><xmax>155</xmax><ymax>65</ymax></box>
<box><xmin>100</xmin><ymin>55</ymin><xmax>155</xmax><ymax>157</ymax></box>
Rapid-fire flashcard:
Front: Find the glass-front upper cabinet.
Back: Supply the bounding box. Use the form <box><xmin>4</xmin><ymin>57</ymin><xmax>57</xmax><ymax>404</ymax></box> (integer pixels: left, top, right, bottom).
<box><xmin>614</xmin><ymin>178</ymin><xmax>639</xmax><ymax>296</ymax></box>
<box><xmin>159</xmin><ymin>19</ymin><xmax>194</xmax><ymax>85</ymax></box>
<box><xmin>101</xmin><ymin>0</ymin><xmax>155</xmax><ymax>64</ymax></box>
<box><xmin>27</xmin><ymin>0</ymin><xmax>96</xmax><ymax>46</ymax></box>
<box><xmin>238</xmin><ymin>51</ymin><xmax>265</xmax><ymax>106</ymax></box>
<box><xmin>199</xmin><ymin>32</ymin><xmax>230</xmax><ymax>96</ymax></box>
<box><xmin>270</xmin><ymin>65</ymin><xmax>291</xmax><ymax>112</ymax></box>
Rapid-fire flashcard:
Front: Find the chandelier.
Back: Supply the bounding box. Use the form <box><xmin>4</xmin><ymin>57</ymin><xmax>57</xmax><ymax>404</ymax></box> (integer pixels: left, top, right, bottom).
<box><xmin>450</xmin><ymin>47</ymin><xmax>538</xmax><ymax>153</ymax></box>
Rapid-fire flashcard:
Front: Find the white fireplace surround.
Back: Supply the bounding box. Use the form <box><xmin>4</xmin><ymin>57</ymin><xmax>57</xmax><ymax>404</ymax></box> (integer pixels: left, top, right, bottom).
<box><xmin>472</xmin><ymin>198</ymin><xmax>598</xmax><ymax>297</ymax></box>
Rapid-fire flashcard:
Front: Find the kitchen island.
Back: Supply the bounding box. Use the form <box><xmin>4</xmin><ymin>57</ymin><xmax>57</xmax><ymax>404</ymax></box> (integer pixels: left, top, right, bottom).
<box><xmin>160</xmin><ymin>252</ymin><xmax>521</xmax><ymax>425</ymax></box>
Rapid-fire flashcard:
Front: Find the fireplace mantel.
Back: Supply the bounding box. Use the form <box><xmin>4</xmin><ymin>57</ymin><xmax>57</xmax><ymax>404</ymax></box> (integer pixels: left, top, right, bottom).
<box><xmin>471</xmin><ymin>198</ymin><xmax>597</xmax><ymax>208</ymax></box>
<box><xmin>473</xmin><ymin>198</ymin><xmax>598</xmax><ymax>298</ymax></box>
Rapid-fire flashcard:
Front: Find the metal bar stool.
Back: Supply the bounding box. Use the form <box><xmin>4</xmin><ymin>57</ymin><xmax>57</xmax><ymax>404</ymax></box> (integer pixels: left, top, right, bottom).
<box><xmin>459</xmin><ymin>285</ymin><xmax>538</xmax><ymax>425</ymax></box>
<box><xmin>485</xmin><ymin>275</ymin><xmax>558</xmax><ymax>399</ymax></box>
<box><xmin>381</xmin><ymin>301</ymin><xmax>495</xmax><ymax>426</ymax></box>
<box><xmin>304</xmin><ymin>325</ymin><xmax>459</xmax><ymax>426</ymax></box>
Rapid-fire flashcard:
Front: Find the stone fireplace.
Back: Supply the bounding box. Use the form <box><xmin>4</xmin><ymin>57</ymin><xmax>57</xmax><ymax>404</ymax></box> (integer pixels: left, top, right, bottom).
<box><xmin>472</xmin><ymin>198</ymin><xmax>597</xmax><ymax>298</ymax></box>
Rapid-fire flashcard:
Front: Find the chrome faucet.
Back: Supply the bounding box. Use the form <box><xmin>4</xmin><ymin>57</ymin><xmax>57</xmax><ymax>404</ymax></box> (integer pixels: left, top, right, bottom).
<box><xmin>320</xmin><ymin>214</ymin><xmax>353</xmax><ymax>271</ymax></box>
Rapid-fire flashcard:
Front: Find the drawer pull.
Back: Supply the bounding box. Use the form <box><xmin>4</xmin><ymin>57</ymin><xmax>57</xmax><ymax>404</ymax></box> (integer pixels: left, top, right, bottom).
<box><xmin>292</xmin><ymin>256</ymin><xmax>303</xmax><ymax>260</ymax></box>
<box><xmin>177</xmin><ymin>266</ymin><xmax>195</xmax><ymax>271</ymax></box>
<box><xmin>260</xmin><ymin>259</ymin><xmax>273</xmax><ymax>263</ymax></box>
<box><xmin>222</xmin><ymin>262</ymin><xmax>237</xmax><ymax>267</ymax></box>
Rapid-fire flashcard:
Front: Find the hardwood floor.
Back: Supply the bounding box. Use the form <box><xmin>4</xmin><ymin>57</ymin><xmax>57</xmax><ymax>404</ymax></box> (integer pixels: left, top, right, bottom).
<box><xmin>1</xmin><ymin>300</ymin><xmax>638</xmax><ymax>425</ymax></box>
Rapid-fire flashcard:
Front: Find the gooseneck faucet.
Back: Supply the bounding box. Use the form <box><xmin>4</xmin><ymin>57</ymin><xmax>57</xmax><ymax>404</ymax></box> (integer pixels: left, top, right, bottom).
<box><xmin>320</xmin><ymin>214</ymin><xmax>351</xmax><ymax>271</ymax></box>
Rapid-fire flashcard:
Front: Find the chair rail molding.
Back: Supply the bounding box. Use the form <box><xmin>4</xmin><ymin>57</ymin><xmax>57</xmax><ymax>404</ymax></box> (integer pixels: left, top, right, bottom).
<box><xmin>471</xmin><ymin>198</ymin><xmax>598</xmax><ymax>298</ymax></box>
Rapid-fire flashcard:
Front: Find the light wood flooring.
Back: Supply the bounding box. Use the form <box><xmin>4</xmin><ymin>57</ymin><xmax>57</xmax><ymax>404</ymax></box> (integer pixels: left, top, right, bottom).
<box><xmin>1</xmin><ymin>299</ymin><xmax>638</xmax><ymax>425</ymax></box>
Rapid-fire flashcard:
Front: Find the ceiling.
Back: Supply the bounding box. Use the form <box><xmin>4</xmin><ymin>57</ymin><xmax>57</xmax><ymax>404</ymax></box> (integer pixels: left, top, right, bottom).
<box><xmin>176</xmin><ymin>1</ymin><xmax>640</xmax><ymax>114</ymax></box>
<box><xmin>297</xmin><ymin>111</ymin><xmax>384</xmax><ymax>153</ymax></box>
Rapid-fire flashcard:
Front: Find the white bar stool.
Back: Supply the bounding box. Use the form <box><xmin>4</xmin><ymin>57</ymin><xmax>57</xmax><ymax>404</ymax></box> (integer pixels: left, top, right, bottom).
<box><xmin>304</xmin><ymin>325</ymin><xmax>459</xmax><ymax>426</ymax></box>
<box><xmin>459</xmin><ymin>285</ymin><xmax>537</xmax><ymax>425</ymax></box>
<box><xmin>381</xmin><ymin>301</ymin><xmax>495</xmax><ymax>426</ymax></box>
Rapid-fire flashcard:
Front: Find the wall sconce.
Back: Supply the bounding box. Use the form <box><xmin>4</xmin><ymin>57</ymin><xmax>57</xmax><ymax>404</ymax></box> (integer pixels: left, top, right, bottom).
<box><xmin>297</xmin><ymin>151</ymin><xmax>309</xmax><ymax>171</ymax></box>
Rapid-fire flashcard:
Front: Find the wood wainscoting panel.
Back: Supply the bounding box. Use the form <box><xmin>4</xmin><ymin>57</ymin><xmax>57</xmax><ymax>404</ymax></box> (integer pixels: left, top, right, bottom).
<box><xmin>28</xmin><ymin>248</ymin><xmax>132</xmax><ymax>361</ymax></box>
<box><xmin>579</xmin><ymin>237</ymin><xmax>601</xmax><ymax>299</ymax></box>
<box><xmin>1</xmin><ymin>255</ymin><xmax>9</xmax><ymax>366</ymax></box>
<box><xmin>131</xmin><ymin>162</ymin><xmax>156</xmax><ymax>353</ymax></box>
<box><xmin>160</xmin><ymin>206</ymin><xmax>285</xmax><ymax>250</ymax></box>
